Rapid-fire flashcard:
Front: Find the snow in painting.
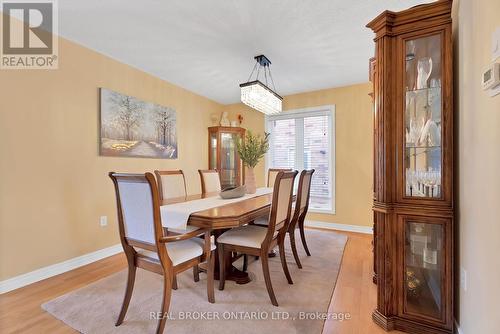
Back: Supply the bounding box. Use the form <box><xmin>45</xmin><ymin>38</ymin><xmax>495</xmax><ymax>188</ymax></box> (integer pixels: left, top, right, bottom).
<box><xmin>100</xmin><ymin>88</ymin><xmax>177</xmax><ymax>159</ymax></box>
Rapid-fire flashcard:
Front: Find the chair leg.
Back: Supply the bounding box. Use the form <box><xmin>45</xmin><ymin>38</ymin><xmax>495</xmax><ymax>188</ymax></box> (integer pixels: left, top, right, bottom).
<box><xmin>279</xmin><ymin>235</ymin><xmax>293</xmax><ymax>284</ymax></box>
<box><xmin>172</xmin><ymin>275</ymin><xmax>178</xmax><ymax>290</ymax></box>
<box><xmin>243</xmin><ymin>254</ymin><xmax>248</xmax><ymax>272</ymax></box>
<box><xmin>207</xmin><ymin>251</ymin><xmax>215</xmax><ymax>303</ymax></box>
<box><xmin>289</xmin><ymin>230</ymin><xmax>303</xmax><ymax>269</ymax></box>
<box><xmin>193</xmin><ymin>265</ymin><xmax>200</xmax><ymax>282</ymax></box>
<box><xmin>115</xmin><ymin>263</ymin><xmax>136</xmax><ymax>326</ymax></box>
<box><xmin>155</xmin><ymin>274</ymin><xmax>173</xmax><ymax>334</ymax></box>
<box><xmin>299</xmin><ymin>218</ymin><xmax>311</xmax><ymax>256</ymax></box>
<box><xmin>218</xmin><ymin>244</ymin><xmax>226</xmax><ymax>291</ymax></box>
<box><xmin>261</xmin><ymin>250</ymin><xmax>278</xmax><ymax>306</ymax></box>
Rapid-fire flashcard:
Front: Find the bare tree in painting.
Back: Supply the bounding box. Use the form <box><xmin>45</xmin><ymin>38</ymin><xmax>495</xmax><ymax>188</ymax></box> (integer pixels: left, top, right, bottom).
<box><xmin>108</xmin><ymin>91</ymin><xmax>145</xmax><ymax>140</ymax></box>
<box><xmin>154</xmin><ymin>105</ymin><xmax>176</xmax><ymax>146</ymax></box>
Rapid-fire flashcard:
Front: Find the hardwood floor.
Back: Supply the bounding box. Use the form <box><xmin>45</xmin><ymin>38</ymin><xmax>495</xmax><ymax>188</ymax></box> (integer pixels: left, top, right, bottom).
<box><xmin>322</xmin><ymin>231</ymin><xmax>403</xmax><ymax>334</ymax></box>
<box><xmin>0</xmin><ymin>230</ymin><xmax>402</xmax><ymax>334</ymax></box>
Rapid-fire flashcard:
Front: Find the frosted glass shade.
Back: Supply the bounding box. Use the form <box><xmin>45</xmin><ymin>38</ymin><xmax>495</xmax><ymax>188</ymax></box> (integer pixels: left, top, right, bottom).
<box><xmin>240</xmin><ymin>80</ymin><xmax>282</xmax><ymax>115</ymax></box>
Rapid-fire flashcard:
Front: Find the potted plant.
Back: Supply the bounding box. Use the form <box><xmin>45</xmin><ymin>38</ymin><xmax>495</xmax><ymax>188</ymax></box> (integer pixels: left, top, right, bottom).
<box><xmin>236</xmin><ymin>131</ymin><xmax>270</xmax><ymax>194</ymax></box>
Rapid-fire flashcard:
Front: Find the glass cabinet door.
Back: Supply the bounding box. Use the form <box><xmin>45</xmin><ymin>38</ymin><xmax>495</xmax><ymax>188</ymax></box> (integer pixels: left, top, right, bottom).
<box><xmin>219</xmin><ymin>132</ymin><xmax>239</xmax><ymax>188</ymax></box>
<box><xmin>404</xmin><ymin>34</ymin><xmax>442</xmax><ymax>198</ymax></box>
<box><xmin>404</xmin><ymin>220</ymin><xmax>445</xmax><ymax>321</ymax></box>
<box><xmin>209</xmin><ymin>132</ymin><xmax>217</xmax><ymax>170</ymax></box>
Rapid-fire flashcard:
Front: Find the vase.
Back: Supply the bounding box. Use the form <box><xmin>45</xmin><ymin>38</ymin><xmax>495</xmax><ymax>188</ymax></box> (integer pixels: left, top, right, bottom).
<box><xmin>244</xmin><ymin>167</ymin><xmax>256</xmax><ymax>194</ymax></box>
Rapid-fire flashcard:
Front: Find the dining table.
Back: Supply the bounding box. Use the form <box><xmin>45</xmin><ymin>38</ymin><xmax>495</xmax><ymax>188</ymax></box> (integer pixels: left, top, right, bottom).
<box><xmin>161</xmin><ymin>189</ymin><xmax>276</xmax><ymax>284</ymax></box>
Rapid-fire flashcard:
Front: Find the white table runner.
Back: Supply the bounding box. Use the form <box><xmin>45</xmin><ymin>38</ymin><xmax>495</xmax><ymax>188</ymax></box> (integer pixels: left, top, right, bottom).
<box><xmin>160</xmin><ymin>187</ymin><xmax>272</xmax><ymax>230</ymax></box>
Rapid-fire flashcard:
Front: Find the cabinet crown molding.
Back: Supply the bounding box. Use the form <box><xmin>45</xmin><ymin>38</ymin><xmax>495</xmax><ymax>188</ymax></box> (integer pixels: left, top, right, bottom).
<box><xmin>366</xmin><ymin>0</ymin><xmax>453</xmax><ymax>40</ymax></box>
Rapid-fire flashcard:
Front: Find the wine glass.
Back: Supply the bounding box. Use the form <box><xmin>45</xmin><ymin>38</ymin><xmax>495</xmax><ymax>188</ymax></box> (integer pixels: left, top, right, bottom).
<box><xmin>427</xmin><ymin>168</ymin><xmax>437</xmax><ymax>197</ymax></box>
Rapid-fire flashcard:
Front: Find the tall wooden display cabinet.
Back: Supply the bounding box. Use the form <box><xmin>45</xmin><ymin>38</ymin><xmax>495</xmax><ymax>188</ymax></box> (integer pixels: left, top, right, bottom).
<box><xmin>367</xmin><ymin>1</ymin><xmax>455</xmax><ymax>333</ymax></box>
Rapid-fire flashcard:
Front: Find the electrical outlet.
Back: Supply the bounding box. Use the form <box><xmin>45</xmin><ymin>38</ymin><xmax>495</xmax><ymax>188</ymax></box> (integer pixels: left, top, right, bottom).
<box><xmin>100</xmin><ymin>216</ymin><xmax>108</xmax><ymax>227</ymax></box>
<box><xmin>460</xmin><ymin>267</ymin><xmax>467</xmax><ymax>291</ymax></box>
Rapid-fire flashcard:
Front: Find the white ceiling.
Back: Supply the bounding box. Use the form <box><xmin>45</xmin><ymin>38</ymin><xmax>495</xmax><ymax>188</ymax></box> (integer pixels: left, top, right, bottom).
<box><xmin>58</xmin><ymin>0</ymin><xmax>430</xmax><ymax>104</ymax></box>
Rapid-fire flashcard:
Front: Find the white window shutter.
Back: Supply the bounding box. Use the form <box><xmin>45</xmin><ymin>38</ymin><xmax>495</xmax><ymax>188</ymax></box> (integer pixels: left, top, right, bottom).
<box><xmin>269</xmin><ymin>118</ymin><xmax>295</xmax><ymax>169</ymax></box>
<box><xmin>266</xmin><ymin>106</ymin><xmax>335</xmax><ymax>212</ymax></box>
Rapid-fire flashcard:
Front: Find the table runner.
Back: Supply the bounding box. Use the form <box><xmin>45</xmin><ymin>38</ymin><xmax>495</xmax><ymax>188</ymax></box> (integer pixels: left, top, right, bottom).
<box><xmin>160</xmin><ymin>187</ymin><xmax>272</xmax><ymax>230</ymax></box>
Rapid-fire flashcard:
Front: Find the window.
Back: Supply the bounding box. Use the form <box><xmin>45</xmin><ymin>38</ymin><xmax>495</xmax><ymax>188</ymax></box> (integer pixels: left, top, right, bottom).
<box><xmin>266</xmin><ymin>106</ymin><xmax>335</xmax><ymax>213</ymax></box>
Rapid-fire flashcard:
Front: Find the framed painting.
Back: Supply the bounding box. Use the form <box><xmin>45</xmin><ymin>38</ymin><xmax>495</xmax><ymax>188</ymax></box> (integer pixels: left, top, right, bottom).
<box><xmin>99</xmin><ymin>88</ymin><xmax>177</xmax><ymax>159</ymax></box>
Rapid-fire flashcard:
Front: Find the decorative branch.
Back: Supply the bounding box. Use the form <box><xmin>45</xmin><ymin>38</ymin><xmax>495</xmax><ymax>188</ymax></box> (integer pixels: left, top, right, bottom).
<box><xmin>236</xmin><ymin>131</ymin><xmax>270</xmax><ymax>168</ymax></box>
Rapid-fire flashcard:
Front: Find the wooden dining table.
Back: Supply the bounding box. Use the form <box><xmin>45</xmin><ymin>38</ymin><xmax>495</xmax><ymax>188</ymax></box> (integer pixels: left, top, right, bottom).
<box><xmin>162</xmin><ymin>191</ymin><xmax>275</xmax><ymax>284</ymax></box>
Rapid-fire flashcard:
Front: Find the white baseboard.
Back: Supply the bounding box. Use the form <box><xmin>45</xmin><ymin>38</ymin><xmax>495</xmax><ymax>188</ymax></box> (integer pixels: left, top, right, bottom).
<box><xmin>305</xmin><ymin>220</ymin><xmax>373</xmax><ymax>234</ymax></box>
<box><xmin>0</xmin><ymin>244</ymin><xmax>122</xmax><ymax>294</ymax></box>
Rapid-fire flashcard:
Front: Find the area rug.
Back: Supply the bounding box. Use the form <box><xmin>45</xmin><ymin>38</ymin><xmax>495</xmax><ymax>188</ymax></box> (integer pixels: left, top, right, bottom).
<box><xmin>42</xmin><ymin>229</ymin><xmax>347</xmax><ymax>334</ymax></box>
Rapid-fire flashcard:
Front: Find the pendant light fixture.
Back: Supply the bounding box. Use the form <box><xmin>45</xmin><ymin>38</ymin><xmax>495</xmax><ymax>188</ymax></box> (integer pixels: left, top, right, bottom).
<box><xmin>240</xmin><ymin>55</ymin><xmax>282</xmax><ymax>115</ymax></box>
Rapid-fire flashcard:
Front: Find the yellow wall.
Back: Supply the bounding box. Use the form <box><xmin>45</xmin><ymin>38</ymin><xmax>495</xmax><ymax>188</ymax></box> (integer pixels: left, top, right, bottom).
<box><xmin>0</xmin><ymin>35</ymin><xmax>222</xmax><ymax>280</ymax></box>
<box><xmin>225</xmin><ymin>83</ymin><xmax>374</xmax><ymax>228</ymax></box>
<box><xmin>453</xmin><ymin>0</ymin><xmax>500</xmax><ymax>332</ymax></box>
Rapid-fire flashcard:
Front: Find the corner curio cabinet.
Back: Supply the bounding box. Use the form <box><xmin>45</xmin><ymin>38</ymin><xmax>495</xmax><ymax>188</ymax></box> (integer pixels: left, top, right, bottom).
<box><xmin>367</xmin><ymin>1</ymin><xmax>454</xmax><ymax>333</ymax></box>
<box><xmin>208</xmin><ymin>126</ymin><xmax>245</xmax><ymax>189</ymax></box>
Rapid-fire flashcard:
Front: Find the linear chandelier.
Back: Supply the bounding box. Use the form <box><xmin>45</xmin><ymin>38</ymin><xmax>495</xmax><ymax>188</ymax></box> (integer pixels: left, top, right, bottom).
<box><xmin>240</xmin><ymin>55</ymin><xmax>282</xmax><ymax>115</ymax></box>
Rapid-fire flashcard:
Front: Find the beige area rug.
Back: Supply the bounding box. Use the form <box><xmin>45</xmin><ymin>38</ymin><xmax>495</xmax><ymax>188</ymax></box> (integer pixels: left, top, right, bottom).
<box><xmin>42</xmin><ymin>229</ymin><xmax>347</xmax><ymax>334</ymax></box>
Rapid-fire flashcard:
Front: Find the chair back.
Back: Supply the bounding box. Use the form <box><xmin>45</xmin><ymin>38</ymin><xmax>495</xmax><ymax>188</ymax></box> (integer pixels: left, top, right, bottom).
<box><xmin>267</xmin><ymin>168</ymin><xmax>292</xmax><ymax>188</ymax></box>
<box><xmin>154</xmin><ymin>170</ymin><xmax>187</xmax><ymax>200</ymax></box>
<box><xmin>198</xmin><ymin>169</ymin><xmax>221</xmax><ymax>194</ymax></box>
<box><xmin>264</xmin><ymin>170</ymin><xmax>298</xmax><ymax>242</ymax></box>
<box><xmin>109</xmin><ymin>172</ymin><xmax>172</xmax><ymax>266</ymax></box>
<box><xmin>294</xmin><ymin>169</ymin><xmax>315</xmax><ymax>218</ymax></box>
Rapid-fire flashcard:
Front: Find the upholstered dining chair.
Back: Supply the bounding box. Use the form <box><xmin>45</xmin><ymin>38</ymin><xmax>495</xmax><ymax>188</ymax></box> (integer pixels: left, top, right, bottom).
<box><xmin>255</xmin><ymin>170</ymin><xmax>315</xmax><ymax>268</ymax></box>
<box><xmin>285</xmin><ymin>169</ymin><xmax>315</xmax><ymax>268</ymax></box>
<box><xmin>217</xmin><ymin>170</ymin><xmax>298</xmax><ymax>306</ymax></box>
<box><xmin>154</xmin><ymin>169</ymin><xmax>201</xmax><ymax>290</ymax></box>
<box><xmin>154</xmin><ymin>170</ymin><xmax>187</xmax><ymax>201</ymax></box>
<box><xmin>288</xmin><ymin>169</ymin><xmax>315</xmax><ymax>267</ymax></box>
<box><xmin>198</xmin><ymin>169</ymin><xmax>221</xmax><ymax>194</ymax></box>
<box><xmin>267</xmin><ymin>168</ymin><xmax>292</xmax><ymax>188</ymax></box>
<box><xmin>109</xmin><ymin>172</ymin><xmax>215</xmax><ymax>334</ymax></box>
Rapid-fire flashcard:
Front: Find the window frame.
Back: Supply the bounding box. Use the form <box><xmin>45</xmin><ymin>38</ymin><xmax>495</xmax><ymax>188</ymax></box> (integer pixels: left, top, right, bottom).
<box><xmin>265</xmin><ymin>105</ymin><xmax>336</xmax><ymax>214</ymax></box>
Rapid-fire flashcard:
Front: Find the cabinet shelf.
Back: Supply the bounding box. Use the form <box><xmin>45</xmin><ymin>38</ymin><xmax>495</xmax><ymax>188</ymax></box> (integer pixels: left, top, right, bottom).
<box><xmin>405</xmin><ymin>145</ymin><xmax>441</xmax><ymax>149</ymax></box>
<box><xmin>405</xmin><ymin>86</ymin><xmax>442</xmax><ymax>93</ymax></box>
<box><xmin>406</xmin><ymin>254</ymin><xmax>440</xmax><ymax>272</ymax></box>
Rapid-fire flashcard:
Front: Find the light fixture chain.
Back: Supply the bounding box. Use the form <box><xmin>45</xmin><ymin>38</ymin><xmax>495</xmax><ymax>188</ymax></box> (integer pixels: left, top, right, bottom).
<box><xmin>246</xmin><ymin>61</ymin><xmax>259</xmax><ymax>83</ymax></box>
<box><xmin>269</xmin><ymin>67</ymin><xmax>277</xmax><ymax>92</ymax></box>
<box><xmin>264</xmin><ymin>65</ymin><xmax>269</xmax><ymax>86</ymax></box>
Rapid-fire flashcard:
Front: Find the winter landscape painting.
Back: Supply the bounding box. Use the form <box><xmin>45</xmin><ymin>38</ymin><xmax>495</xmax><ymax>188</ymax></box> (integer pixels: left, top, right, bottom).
<box><xmin>100</xmin><ymin>88</ymin><xmax>177</xmax><ymax>159</ymax></box>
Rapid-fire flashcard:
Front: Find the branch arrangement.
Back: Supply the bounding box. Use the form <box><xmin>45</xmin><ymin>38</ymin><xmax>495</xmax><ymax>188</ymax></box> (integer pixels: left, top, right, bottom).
<box><xmin>236</xmin><ymin>131</ymin><xmax>270</xmax><ymax>168</ymax></box>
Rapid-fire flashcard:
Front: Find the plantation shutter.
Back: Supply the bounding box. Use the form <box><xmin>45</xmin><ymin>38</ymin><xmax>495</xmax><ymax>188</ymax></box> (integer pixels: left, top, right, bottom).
<box><xmin>303</xmin><ymin>115</ymin><xmax>330</xmax><ymax>209</ymax></box>
<box><xmin>269</xmin><ymin>118</ymin><xmax>296</xmax><ymax>169</ymax></box>
<box><xmin>266</xmin><ymin>107</ymin><xmax>335</xmax><ymax>212</ymax></box>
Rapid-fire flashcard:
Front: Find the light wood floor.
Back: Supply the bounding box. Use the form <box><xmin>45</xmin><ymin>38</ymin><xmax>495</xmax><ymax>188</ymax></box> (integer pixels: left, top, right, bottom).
<box><xmin>0</xmin><ymin>230</ymin><xmax>402</xmax><ymax>334</ymax></box>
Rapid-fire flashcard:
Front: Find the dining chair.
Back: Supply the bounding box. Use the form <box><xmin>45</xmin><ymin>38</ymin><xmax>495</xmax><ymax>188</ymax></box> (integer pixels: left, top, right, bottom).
<box><xmin>255</xmin><ymin>170</ymin><xmax>315</xmax><ymax>268</ymax></box>
<box><xmin>267</xmin><ymin>168</ymin><xmax>292</xmax><ymax>188</ymax></box>
<box><xmin>154</xmin><ymin>169</ymin><xmax>201</xmax><ymax>289</ymax></box>
<box><xmin>287</xmin><ymin>169</ymin><xmax>315</xmax><ymax>267</ymax></box>
<box><xmin>109</xmin><ymin>172</ymin><xmax>215</xmax><ymax>334</ymax></box>
<box><xmin>198</xmin><ymin>169</ymin><xmax>221</xmax><ymax>194</ymax></box>
<box><xmin>154</xmin><ymin>170</ymin><xmax>187</xmax><ymax>201</ymax></box>
<box><xmin>217</xmin><ymin>170</ymin><xmax>298</xmax><ymax>306</ymax></box>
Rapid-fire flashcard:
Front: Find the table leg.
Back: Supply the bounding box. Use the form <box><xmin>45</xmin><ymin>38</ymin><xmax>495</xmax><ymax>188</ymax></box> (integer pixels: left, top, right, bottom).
<box><xmin>213</xmin><ymin>250</ymin><xmax>251</xmax><ymax>284</ymax></box>
<box><xmin>200</xmin><ymin>229</ymin><xmax>251</xmax><ymax>285</ymax></box>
